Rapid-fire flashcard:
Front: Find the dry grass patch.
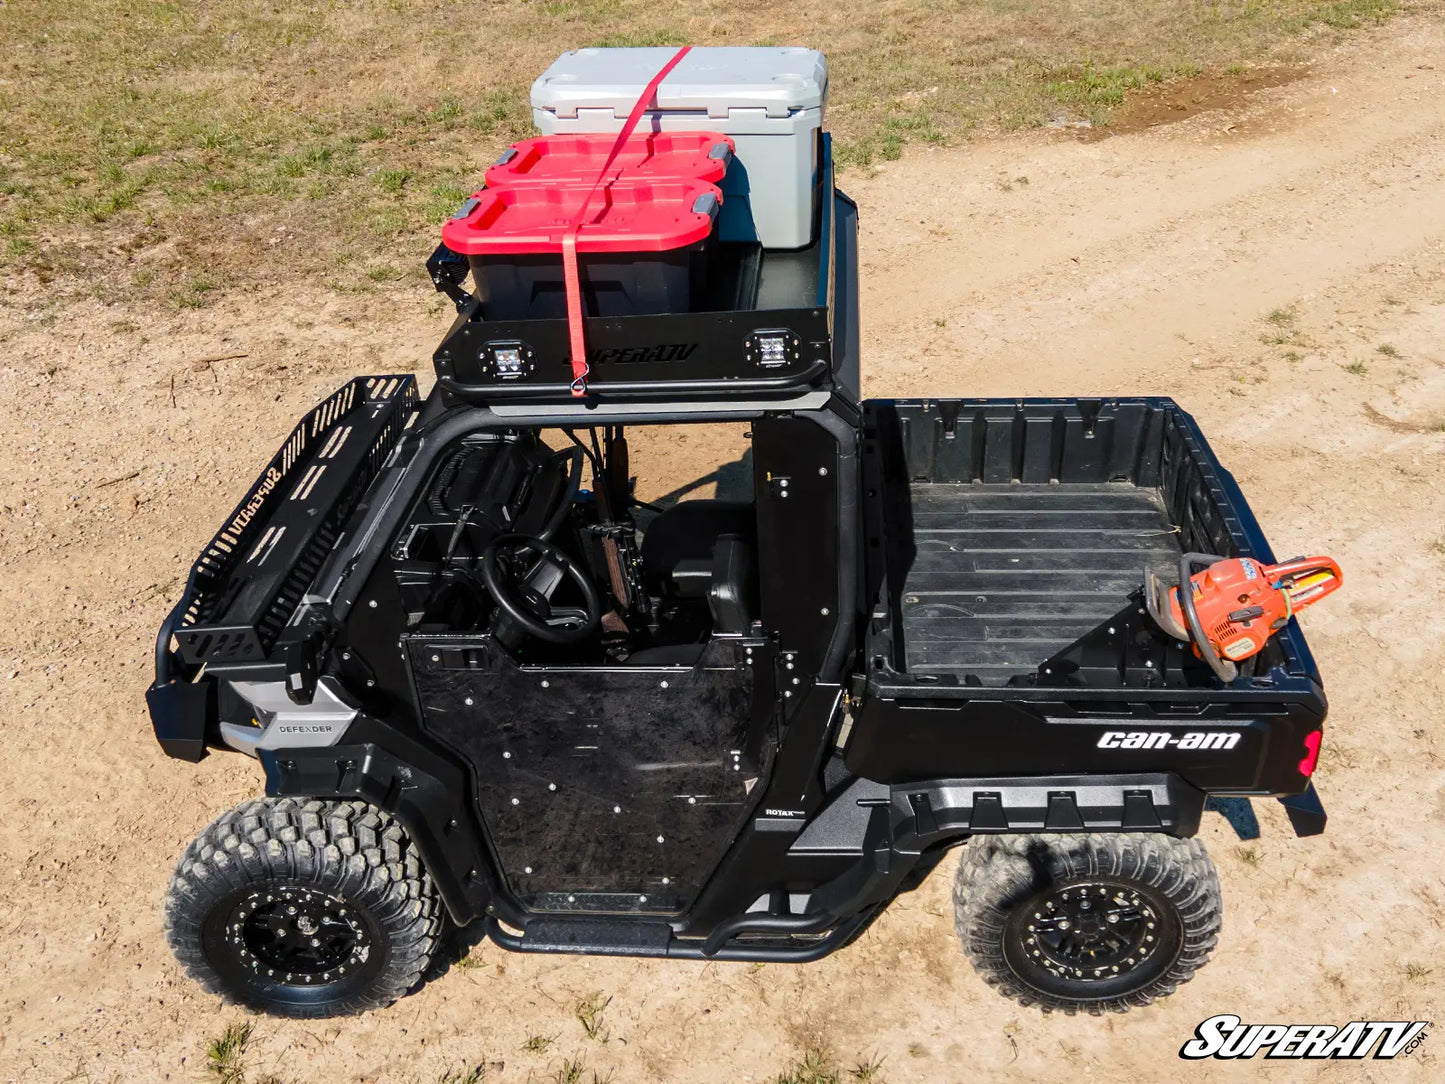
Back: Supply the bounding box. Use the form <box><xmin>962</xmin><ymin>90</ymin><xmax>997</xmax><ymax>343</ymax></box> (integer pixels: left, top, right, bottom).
<box><xmin>771</xmin><ymin>1047</ymin><xmax>887</xmax><ymax>1084</ymax></box>
<box><xmin>203</xmin><ymin>1021</ymin><xmax>283</xmax><ymax>1084</ymax></box>
<box><xmin>0</xmin><ymin>0</ymin><xmax>1402</xmax><ymax>298</ymax></box>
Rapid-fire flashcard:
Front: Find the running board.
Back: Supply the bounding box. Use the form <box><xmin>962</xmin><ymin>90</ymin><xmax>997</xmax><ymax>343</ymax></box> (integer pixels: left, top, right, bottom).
<box><xmin>488</xmin><ymin>916</ymin><xmax>672</xmax><ymax>957</ymax></box>
<box><xmin>483</xmin><ymin>910</ymin><xmax>872</xmax><ymax>963</ymax></box>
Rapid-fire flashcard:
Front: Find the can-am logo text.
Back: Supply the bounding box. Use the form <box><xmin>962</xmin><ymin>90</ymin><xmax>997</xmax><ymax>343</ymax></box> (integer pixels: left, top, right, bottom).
<box><xmin>1180</xmin><ymin>1015</ymin><xmax>1430</xmax><ymax>1060</ymax></box>
<box><xmin>1097</xmin><ymin>730</ymin><xmax>1240</xmax><ymax>750</ymax></box>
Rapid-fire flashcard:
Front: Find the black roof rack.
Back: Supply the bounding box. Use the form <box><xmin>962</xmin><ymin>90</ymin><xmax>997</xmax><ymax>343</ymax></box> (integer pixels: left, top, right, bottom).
<box><xmin>431</xmin><ymin>138</ymin><xmax>852</xmax><ymax>407</ymax></box>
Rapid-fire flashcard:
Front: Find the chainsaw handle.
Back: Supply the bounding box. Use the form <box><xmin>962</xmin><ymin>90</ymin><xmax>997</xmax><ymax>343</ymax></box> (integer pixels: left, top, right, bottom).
<box><xmin>1178</xmin><ymin>552</ymin><xmax>1239</xmax><ymax>684</ymax></box>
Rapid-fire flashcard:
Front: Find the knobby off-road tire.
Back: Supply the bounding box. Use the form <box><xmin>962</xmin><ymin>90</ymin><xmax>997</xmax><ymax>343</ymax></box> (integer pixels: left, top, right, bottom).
<box><xmin>164</xmin><ymin>797</ymin><xmax>442</xmax><ymax>1018</ymax></box>
<box><xmin>953</xmin><ymin>833</ymin><xmax>1222</xmax><ymax>1014</ymax></box>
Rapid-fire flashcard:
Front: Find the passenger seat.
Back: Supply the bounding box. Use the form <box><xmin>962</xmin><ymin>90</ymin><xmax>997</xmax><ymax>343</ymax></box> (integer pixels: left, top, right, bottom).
<box><xmin>628</xmin><ymin>502</ymin><xmax>758</xmax><ymax>665</ymax></box>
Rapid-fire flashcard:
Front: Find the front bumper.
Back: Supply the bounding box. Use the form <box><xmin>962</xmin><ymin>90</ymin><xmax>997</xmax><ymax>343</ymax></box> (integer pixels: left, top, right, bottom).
<box><xmin>146</xmin><ymin>601</ymin><xmax>214</xmax><ymax>762</ymax></box>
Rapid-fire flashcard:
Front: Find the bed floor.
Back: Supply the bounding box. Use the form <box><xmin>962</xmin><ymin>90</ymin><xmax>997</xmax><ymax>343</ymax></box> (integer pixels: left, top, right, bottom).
<box><xmin>900</xmin><ymin>483</ymin><xmax>1183</xmax><ymax>684</ymax></box>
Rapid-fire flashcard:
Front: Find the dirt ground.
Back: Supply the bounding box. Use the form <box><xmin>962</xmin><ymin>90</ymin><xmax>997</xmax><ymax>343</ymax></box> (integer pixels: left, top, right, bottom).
<box><xmin>3</xmin><ymin>14</ymin><xmax>1445</xmax><ymax>1084</ymax></box>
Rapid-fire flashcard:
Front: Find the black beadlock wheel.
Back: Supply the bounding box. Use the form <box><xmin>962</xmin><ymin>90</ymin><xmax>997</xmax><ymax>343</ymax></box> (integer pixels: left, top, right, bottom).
<box><xmin>953</xmin><ymin>833</ymin><xmax>1222</xmax><ymax>1014</ymax></box>
<box><xmin>164</xmin><ymin>798</ymin><xmax>442</xmax><ymax>1018</ymax></box>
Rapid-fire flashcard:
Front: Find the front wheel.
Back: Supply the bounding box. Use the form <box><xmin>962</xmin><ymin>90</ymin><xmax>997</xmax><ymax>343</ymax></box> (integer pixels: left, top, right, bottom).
<box><xmin>953</xmin><ymin>833</ymin><xmax>1222</xmax><ymax>1014</ymax></box>
<box><xmin>164</xmin><ymin>798</ymin><xmax>442</xmax><ymax>1018</ymax></box>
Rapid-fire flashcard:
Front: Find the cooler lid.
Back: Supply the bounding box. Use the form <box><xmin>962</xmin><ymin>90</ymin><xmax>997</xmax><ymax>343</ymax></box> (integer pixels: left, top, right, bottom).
<box><xmin>486</xmin><ymin>132</ymin><xmax>734</xmax><ymax>189</ymax></box>
<box><xmin>531</xmin><ymin>47</ymin><xmax>827</xmax><ymax>121</ymax></box>
<box><xmin>440</xmin><ymin>180</ymin><xmax>722</xmax><ymax>255</ymax></box>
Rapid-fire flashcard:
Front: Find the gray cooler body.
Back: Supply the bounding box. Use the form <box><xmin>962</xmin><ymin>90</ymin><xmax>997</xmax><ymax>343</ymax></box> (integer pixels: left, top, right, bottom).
<box><xmin>531</xmin><ymin>46</ymin><xmax>828</xmax><ymax>250</ymax></box>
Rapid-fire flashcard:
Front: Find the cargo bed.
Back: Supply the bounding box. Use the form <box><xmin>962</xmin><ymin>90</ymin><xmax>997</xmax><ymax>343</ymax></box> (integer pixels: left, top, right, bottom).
<box><xmin>903</xmin><ymin>482</ymin><xmax>1182</xmax><ymax>681</ymax></box>
<box><xmin>862</xmin><ymin>398</ymin><xmax>1279</xmax><ymax>689</ymax></box>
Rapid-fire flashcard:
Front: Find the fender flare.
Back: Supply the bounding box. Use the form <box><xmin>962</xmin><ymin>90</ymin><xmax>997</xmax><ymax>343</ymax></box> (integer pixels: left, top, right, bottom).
<box><xmin>258</xmin><ymin>734</ymin><xmax>495</xmax><ymax>925</ymax></box>
<box><xmin>888</xmin><ymin>772</ymin><xmax>1208</xmax><ymax>845</ymax></box>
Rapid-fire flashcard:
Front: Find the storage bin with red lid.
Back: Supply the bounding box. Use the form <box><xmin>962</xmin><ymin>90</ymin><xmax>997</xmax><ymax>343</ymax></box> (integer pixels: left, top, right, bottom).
<box><xmin>442</xmin><ymin>143</ymin><xmax>725</xmax><ymax>320</ymax></box>
<box><xmin>485</xmin><ymin>132</ymin><xmax>733</xmax><ymax>189</ymax></box>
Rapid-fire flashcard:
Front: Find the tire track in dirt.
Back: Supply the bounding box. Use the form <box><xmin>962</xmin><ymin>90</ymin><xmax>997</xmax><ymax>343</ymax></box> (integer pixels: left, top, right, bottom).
<box><xmin>851</xmin><ymin>24</ymin><xmax>1445</xmax><ymax>398</ymax></box>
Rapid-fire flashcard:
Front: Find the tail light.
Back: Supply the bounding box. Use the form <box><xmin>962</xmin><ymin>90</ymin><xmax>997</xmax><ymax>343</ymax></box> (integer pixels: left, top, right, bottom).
<box><xmin>1298</xmin><ymin>730</ymin><xmax>1322</xmax><ymax>777</ymax></box>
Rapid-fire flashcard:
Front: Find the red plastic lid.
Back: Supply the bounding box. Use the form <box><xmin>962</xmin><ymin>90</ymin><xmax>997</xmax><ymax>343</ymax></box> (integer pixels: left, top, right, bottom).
<box><xmin>441</xmin><ymin>179</ymin><xmax>722</xmax><ymax>255</ymax></box>
<box><xmin>486</xmin><ymin>132</ymin><xmax>734</xmax><ymax>189</ymax></box>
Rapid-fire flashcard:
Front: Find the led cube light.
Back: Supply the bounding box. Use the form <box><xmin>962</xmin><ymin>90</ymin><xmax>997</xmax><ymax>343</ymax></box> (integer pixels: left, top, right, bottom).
<box><xmin>758</xmin><ymin>336</ymin><xmax>788</xmax><ymax>365</ymax></box>
<box><xmin>482</xmin><ymin>340</ymin><xmax>535</xmax><ymax>380</ymax></box>
<box><xmin>746</xmin><ymin>329</ymin><xmax>800</xmax><ymax>369</ymax></box>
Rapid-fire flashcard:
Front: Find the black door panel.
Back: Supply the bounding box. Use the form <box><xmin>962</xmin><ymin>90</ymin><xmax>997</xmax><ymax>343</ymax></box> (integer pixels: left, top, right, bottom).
<box><xmin>408</xmin><ymin>638</ymin><xmax>776</xmax><ymax>914</ymax></box>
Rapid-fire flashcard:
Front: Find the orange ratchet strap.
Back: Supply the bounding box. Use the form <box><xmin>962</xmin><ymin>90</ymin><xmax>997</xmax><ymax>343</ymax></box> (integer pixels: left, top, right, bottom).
<box><xmin>562</xmin><ymin>45</ymin><xmax>692</xmax><ymax>397</ymax></box>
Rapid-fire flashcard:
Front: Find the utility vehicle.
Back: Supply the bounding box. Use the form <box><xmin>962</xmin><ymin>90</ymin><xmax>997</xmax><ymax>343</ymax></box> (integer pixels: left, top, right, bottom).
<box><xmin>147</xmin><ymin>50</ymin><xmax>1330</xmax><ymax>1019</ymax></box>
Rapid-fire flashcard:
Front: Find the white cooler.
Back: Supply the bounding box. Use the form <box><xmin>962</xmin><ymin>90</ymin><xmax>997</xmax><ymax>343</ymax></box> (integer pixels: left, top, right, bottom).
<box><xmin>530</xmin><ymin>46</ymin><xmax>828</xmax><ymax>250</ymax></box>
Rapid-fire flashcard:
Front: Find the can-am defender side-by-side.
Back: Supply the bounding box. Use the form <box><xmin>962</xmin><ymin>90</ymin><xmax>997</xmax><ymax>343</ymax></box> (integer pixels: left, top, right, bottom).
<box><xmin>146</xmin><ymin>47</ymin><xmax>1336</xmax><ymax>1019</ymax></box>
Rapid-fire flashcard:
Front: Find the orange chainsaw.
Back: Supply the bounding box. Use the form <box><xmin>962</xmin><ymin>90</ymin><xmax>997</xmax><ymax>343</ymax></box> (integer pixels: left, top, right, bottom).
<box><xmin>1146</xmin><ymin>553</ymin><xmax>1342</xmax><ymax>682</ymax></box>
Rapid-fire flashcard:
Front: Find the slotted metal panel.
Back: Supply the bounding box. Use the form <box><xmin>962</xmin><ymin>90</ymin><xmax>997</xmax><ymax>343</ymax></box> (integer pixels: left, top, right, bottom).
<box><xmin>174</xmin><ymin>375</ymin><xmax>418</xmax><ymax>664</ymax></box>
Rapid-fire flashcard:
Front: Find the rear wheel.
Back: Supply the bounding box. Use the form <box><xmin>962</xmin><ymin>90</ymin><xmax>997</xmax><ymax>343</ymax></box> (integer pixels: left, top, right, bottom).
<box><xmin>164</xmin><ymin>798</ymin><xmax>442</xmax><ymax>1018</ymax></box>
<box><xmin>953</xmin><ymin>833</ymin><xmax>1221</xmax><ymax>1014</ymax></box>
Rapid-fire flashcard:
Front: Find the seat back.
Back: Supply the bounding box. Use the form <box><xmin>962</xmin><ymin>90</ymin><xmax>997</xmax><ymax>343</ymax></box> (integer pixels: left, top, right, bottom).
<box><xmin>640</xmin><ymin>500</ymin><xmax>755</xmax><ymax>596</ymax></box>
<box><xmin>707</xmin><ymin>534</ymin><xmax>755</xmax><ymax>634</ymax></box>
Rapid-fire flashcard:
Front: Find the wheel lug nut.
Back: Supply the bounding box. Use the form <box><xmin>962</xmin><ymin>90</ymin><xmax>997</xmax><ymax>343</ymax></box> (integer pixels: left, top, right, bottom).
<box><xmin>1106</xmin><ymin>913</ymin><xmax>1119</xmax><ymax>923</ymax></box>
<box><xmin>1057</xmin><ymin>919</ymin><xmax>1071</xmax><ymax>930</ymax></box>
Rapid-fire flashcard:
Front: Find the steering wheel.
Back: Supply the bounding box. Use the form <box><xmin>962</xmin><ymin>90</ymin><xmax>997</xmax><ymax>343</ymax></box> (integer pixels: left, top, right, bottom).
<box><xmin>480</xmin><ymin>533</ymin><xmax>601</xmax><ymax>645</ymax></box>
